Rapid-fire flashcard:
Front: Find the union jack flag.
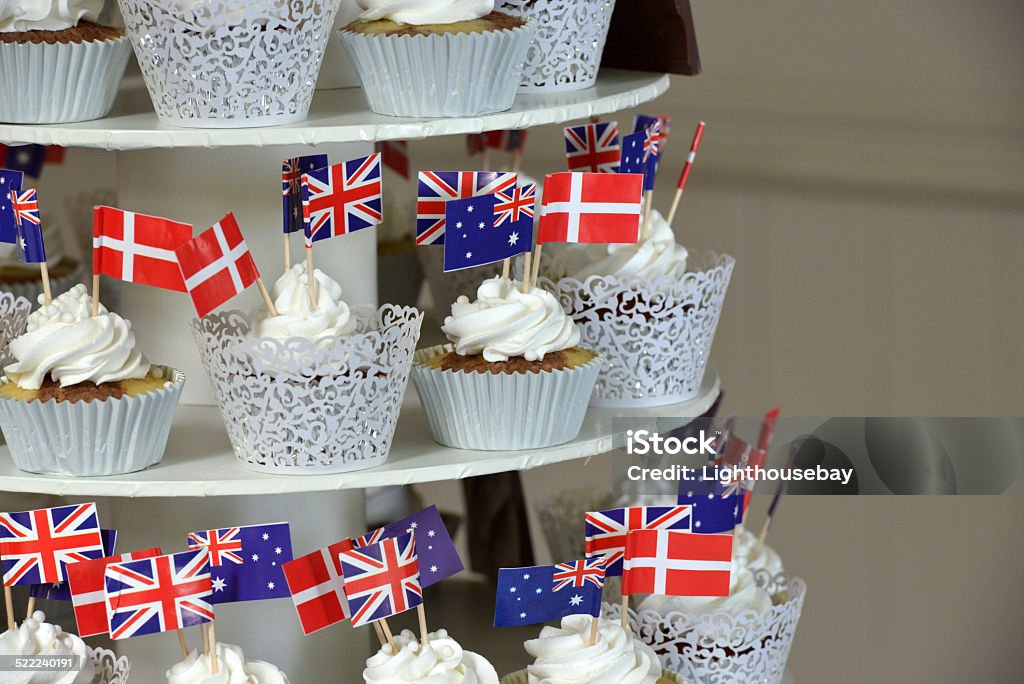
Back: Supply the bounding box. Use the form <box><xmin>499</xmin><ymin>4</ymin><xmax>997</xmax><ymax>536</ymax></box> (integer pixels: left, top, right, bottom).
<box><xmin>643</xmin><ymin>119</ymin><xmax>664</xmax><ymax>161</ymax></box>
<box><xmin>282</xmin><ymin>154</ymin><xmax>328</xmax><ymax>234</ymax></box>
<box><xmin>494</xmin><ymin>183</ymin><xmax>535</xmax><ymax>227</ymax></box>
<box><xmin>633</xmin><ymin>114</ymin><xmax>672</xmax><ymax>141</ymax></box>
<box><xmin>415</xmin><ymin>171</ymin><xmax>516</xmax><ymax>245</ymax></box>
<box><xmin>0</xmin><ymin>503</ymin><xmax>105</xmax><ymax>587</ymax></box>
<box><xmin>105</xmin><ymin>549</ymin><xmax>214</xmax><ymax>640</ymax></box>
<box><xmin>187</xmin><ymin>528</ymin><xmax>243</xmax><ymax>567</ymax></box>
<box><xmin>584</xmin><ymin>505</ymin><xmax>692</xmax><ymax>577</ymax></box>
<box><xmin>563</xmin><ymin>122</ymin><xmax>621</xmax><ymax>174</ymax></box>
<box><xmin>10</xmin><ymin>188</ymin><xmax>39</xmax><ymax>226</ymax></box>
<box><xmin>339</xmin><ymin>531</ymin><xmax>422</xmax><ymax>628</ymax></box>
<box><xmin>551</xmin><ymin>558</ymin><xmax>606</xmax><ymax>592</ymax></box>
<box><xmin>302</xmin><ymin>153</ymin><xmax>383</xmax><ymax>245</ymax></box>
<box><xmin>352</xmin><ymin>528</ymin><xmax>386</xmax><ymax>548</ymax></box>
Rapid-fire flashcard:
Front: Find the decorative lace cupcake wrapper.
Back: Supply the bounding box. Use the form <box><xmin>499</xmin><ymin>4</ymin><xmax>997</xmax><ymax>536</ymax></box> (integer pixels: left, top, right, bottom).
<box><xmin>191</xmin><ymin>305</ymin><xmax>423</xmax><ymax>473</ymax></box>
<box><xmin>117</xmin><ymin>0</ymin><xmax>342</xmax><ymax>126</ymax></box>
<box><xmin>499</xmin><ymin>0</ymin><xmax>617</xmax><ymax>92</ymax></box>
<box><xmin>87</xmin><ymin>646</ymin><xmax>131</xmax><ymax>684</ymax></box>
<box><xmin>604</xmin><ymin>573</ymin><xmax>807</xmax><ymax>684</ymax></box>
<box><xmin>548</xmin><ymin>252</ymin><xmax>735</xmax><ymax>407</ymax></box>
<box><xmin>0</xmin><ymin>293</ymin><xmax>31</xmax><ymax>366</ymax></box>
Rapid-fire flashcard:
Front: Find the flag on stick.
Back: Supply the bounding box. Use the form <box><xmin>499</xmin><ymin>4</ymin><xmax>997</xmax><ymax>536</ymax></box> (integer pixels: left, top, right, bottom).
<box><xmin>537</xmin><ymin>172</ymin><xmax>642</xmax><ymax>245</ymax></box>
<box><xmin>186</xmin><ymin>522</ymin><xmax>293</xmax><ymax>604</ymax></box>
<box><xmin>30</xmin><ymin>529</ymin><xmax>117</xmax><ymax>602</ymax></box>
<box><xmin>415</xmin><ymin>171</ymin><xmax>516</xmax><ymax>245</ymax></box>
<box><xmin>351</xmin><ymin>505</ymin><xmax>463</xmax><ymax>589</ymax></box>
<box><xmin>622</xmin><ymin>529</ymin><xmax>732</xmax><ymax>597</ymax></box>
<box><xmin>340</xmin><ymin>532</ymin><xmax>422</xmax><ymax>628</ymax></box>
<box><xmin>281</xmin><ymin>540</ymin><xmax>352</xmax><ymax>636</ymax></box>
<box><xmin>282</xmin><ymin>155</ymin><xmax>328</xmax><ymax>234</ymax></box>
<box><xmin>563</xmin><ymin>122</ymin><xmax>621</xmax><ymax>173</ymax></box>
<box><xmin>93</xmin><ymin>206</ymin><xmax>193</xmax><ymax>292</ymax></box>
<box><xmin>302</xmin><ymin>154</ymin><xmax>383</xmax><ymax>245</ymax></box>
<box><xmin>175</xmin><ymin>212</ymin><xmax>265</xmax><ymax>319</ymax></box>
<box><xmin>67</xmin><ymin>545</ymin><xmax>162</xmax><ymax>637</ymax></box>
<box><xmin>666</xmin><ymin>121</ymin><xmax>707</xmax><ymax>226</ymax></box>
<box><xmin>0</xmin><ymin>169</ymin><xmax>24</xmax><ymax>244</ymax></box>
<box><xmin>633</xmin><ymin>115</ymin><xmax>672</xmax><ymax>141</ymax></box>
<box><xmin>678</xmin><ymin>475</ymin><xmax>743</xmax><ymax>534</ymax></box>
<box><xmin>584</xmin><ymin>506</ymin><xmax>692</xmax><ymax>576</ymax></box>
<box><xmin>494</xmin><ymin>558</ymin><xmax>606</xmax><ymax>627</ymax></box>
<box><xmin>0</xmin><ymin>503</ymin><xmax>105</xmax><ymax>587</ymax></box>
<box><xmin>10</xmin><ymin>189</ymin><xmax>45</xmax><ymax>264</ymax></box>
<box><xmin>443</xmin><ymin>194</ymin><xmax>531</xmax><ymax>272</ymax></box>
<box><xmin>620</xmin><ymin>133</ymin><xmax>658</xmax><ymax>191</ymax></box>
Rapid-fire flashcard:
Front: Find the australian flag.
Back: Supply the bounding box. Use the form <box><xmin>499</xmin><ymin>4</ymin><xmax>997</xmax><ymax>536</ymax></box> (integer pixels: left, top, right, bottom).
<box><xmin>0</xmin><ymin>169</ymin><xmax>22</xmax><ymax>245</ymax></box>
<box><xmin>633</xmin><ymin>114</ymin><xmax>671</xmax><ymax>138</ymax></box>
<box><xmin>0</xmin><ymin>145</ymin><xmax>46</xmax><ymax>179</ymax></box>
<box><xmin>678</xmin><ymin>473</ymin><xmax>743</xmax><ymax>534</ymax></box>
<box><xmin>494</xmin><ymin>559</ymin><xmax>606</xmax><ymax>627</ymax></box>
<box><xmin>186</xmin><ymin>522</ymin><xmax>293</xmax><ymax>604</ymax></box>
<box><xmin>620</xmin><ymin>131</ymin><xmax>658</xmax><ymax>191</ymax></box>
<box><xmin>282</xmin><ymin>154</ymin><xmax>328</xmax><ymax>234</ymax></box>
<box><xmin>353</xmin><ymin>505</ymin><xmax>463</xmax><ymax>588</ymax></box>
<box><xmin>29</xmin><ymin>529</ymin><xmax>117</xmax><ymax>602</ymax></box>
<box><xmin>11</xmin><ymin>189</ymin><xmax>45</xmax><ymax>264</ymax></box>
<box><xmin>443</xmin><ymin>194</ymin><xmax>529</xmax><ymax>272</ymax></box>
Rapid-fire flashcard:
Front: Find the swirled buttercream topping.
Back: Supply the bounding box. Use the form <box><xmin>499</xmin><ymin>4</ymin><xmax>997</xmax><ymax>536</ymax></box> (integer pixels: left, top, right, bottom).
<box><xmin>364</xmin><ymin>628</ymin><xmax>499</xmax><ymax>683</ymax></box>
<box><xmin>167</xmin><ymin>642</ymin><xmax>289</xmax><ymax>684</ymax></box>
<box><xmin>441</xmin><ymin>276</ymin><xmax>579</xmax><ymax>362</ymax></box>
<box><xmin>356</xmin><ymin>0</ymin><xmax>494</xmax><ymax>25</ymax></box>
<box><xmin>0</xmin><ymin>0</ymin><xmax>102</xmax><ymax>32</ymax></box>
<box><xmin>0</xmin><ymin>611</ymin><xmax>94</xmax><ymax>683</ymax></box>
<box><xmin>524</xmin><ymin>615</ymin><xmax>662</xmax><ymax>684</ymax></box>
<box><xmin>4</xmin><ymin>284</ymin><xmax>150</xmax><ymax>390</ymax></box>
<box><xmin>252</xmin><ymin>262</ymin><xmax>357</xmax><ymax>340</ymax></box>
<box><xmin>571</xmin><ymin>210</ymin><xmax>687</xmax><ymax>281</ymax></box>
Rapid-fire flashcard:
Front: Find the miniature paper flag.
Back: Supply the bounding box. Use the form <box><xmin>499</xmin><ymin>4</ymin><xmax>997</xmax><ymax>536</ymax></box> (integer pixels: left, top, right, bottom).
<box><xmin>563</xmin><ymin>122</ymin><xmax>620</xmax><ymax>173</ymax></box>
<box><xmin>10</xmin><ymin>188</ymin><xmax>45</xmax><ymax>264</ymax></box>
<box><xmin>93</xmin><ymin>206</ymin><xmax>193</xmax><ymax>292</ymax></box>
<box><xmin>351</xmin><ymin>505</ymin><xmax>463</xmax><ymax>589</ymax></box>
<box><xmin>44</xmin><ymin>146</ymin><xmax>66</xmax><ymax>165</ymax></box>
<box><xmin>67</xmin><ymin>545</ymin><xmax>162</xmax><ymax>637</ymax></box>
<box><xmin>619</xmin><ymin>132</ymin><xmax>658</xmax><ymax>191</ymax></box>
<box><xmin>375</xmin><ymin>141</ymin><xmax>410</xmax><ymax>180</ymax></box>
<box><xmin>494</xmin><ymin>558</ymin><xmax>605</xmax><ymax>627</ymax></box>
<box><xmin>175</xmin><ymin>212</ymin><xmax>260</xmax><ymax>318</ymax></box>
<box><xmin>0</xmin><ymin>144</ymin><xmax>46</xmax><ymax>178</ymax></box>
<box><xmin>340</xmin><ymin>531</ymin><xmax>422</xmax><ymax>628</ymax></box>
<box><xmin>105</xmin><ymin>548</ymin><xmax>214</xmax><ymax>640</ymax></box>
<box><xmin>537</xmin><ymin>172</ymin><xmax>643</xmax><ymax>245</ymax></box>
<box><xmin>282</xmin><ymin>539</ymin><xmax>352</xmax><ymax>635</ymax></box>
<box><xmin>715</xmin><ymin>434</ymin><xmax>750</xmax><ymax>468</ymax></box>
<box><xmin>677</xmin><ymin>476</ymin><xmax>743</xmax><ymax>534</ymax></box>
<box><xmin>495</xmin><ymin>182</ymin><xmax>536</xmax><ymax>233</ymax></box>
<box><xmin>584</xmin><ymin>506</ymin><xmax>692</xmax><ymax>577</ymax></box>
<box><xmin>186</xmin><ymin>522</ymin><xmax>293</xmax><ymax>604</ymax></box>
<box><xmin>282</xmin><ymin>154</ymin><xmax>329</xmax><ymax>234</ymax></box>
<box><xmin>302</xmin><ymin>154</ymin><xmax>383</xmax><ymax>245</ymax></box>
<box><xmin>30</xmin><ymin>529</ymin><xmax>117</xmax><ymax>602</ymax></box>
<box><xmin>622</xmin><ymin>529</ymin><xmax>732</xmax><ymax>597</ymax></box>
<box><xmin>0</xmin><ymin>168</ymin><xmax>23</xmax><ymax>244</ymax></box>
<box><xmin>677</xmin><ymin>121</ymin><xmax>707</xmax><ymax>191</ymax></box>
<box><xmin>443</xmin><ymin>194</ymin><xmax>519</xmax><ymax>272</ymax></box>
<box><xmin>633</xmin><ymin>114</ymin><xmax>672</xmax><ymax>140</ymax></box>
<box><xmin>416</xmin><ymin>171</ymin><xmax>517</xmax><ymax>245</ymax></box>
<box><xmin>758</xmin><ymin>408</ymin><xmax>781</xmax><ymax>452</ymax></box>
<box><xmin>0</xmin><ymin>503</ymin><xmax>105</xmax><ymax>586</ymax></box>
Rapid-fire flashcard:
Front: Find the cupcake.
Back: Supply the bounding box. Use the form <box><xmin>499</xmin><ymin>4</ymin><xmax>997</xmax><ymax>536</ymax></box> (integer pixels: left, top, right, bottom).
<box><xmin>0</xmin><ymin>284</ymin><xmax>184</xmax><ymax>476</ymax></box>
<box><xmin>191</xmin><ymin>262</ymin><xmax>422</xmax><ymax>473</ymax></box>
<box><xmin>0</xmin><ymin>1</ymin><xmax>132</xmax><ymax>123</ymax></box>
<box><xmin>364</xmin><ymin>628</ymin><xmax>498</xmax><ymax>683</ymax></box>
<box><xmin>167</xmin><ymin>642</ymin><xmax>288</xmax><ymax>684</ymax></box>
<box><xmin>501</xmin><ymin>614</ymin><xmax>685</xmax><ymax>684</ymax></box>
<box><xmin>338</xmin><ymin>1</ymin><xmax>536</xmax><ymax>116</ymax></box>
<box><xmin>411</xmin><ymin>275</ymin><xmax>601</xmax><ymax>450</ymax></box>
<box><xmin>548</xmin><ymin>210</ymin><xmax>734</xmax><ymax>408</ymax></box>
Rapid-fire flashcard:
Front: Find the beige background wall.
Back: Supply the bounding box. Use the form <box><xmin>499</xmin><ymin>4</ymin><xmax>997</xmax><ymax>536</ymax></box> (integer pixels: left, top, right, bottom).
<box><xmin>419</xmin><ymin>1</ymin><xmax>1024</xmax><ymax>682</ymax></box>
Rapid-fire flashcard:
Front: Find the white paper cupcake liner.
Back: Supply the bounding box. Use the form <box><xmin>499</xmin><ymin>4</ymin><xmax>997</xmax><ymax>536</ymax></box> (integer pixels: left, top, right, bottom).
<box><xmin>0</xmin><ymin>367</ymin><xmax>184</xmax><ymax>476</ymax></box>
<box><xmin>0</xmin><ymin>262</ymin><xmax>84</xmax><ymax>311</ymax></box>
<box><xmin>191</xmin><ymin>305</ymin><xmax>423</xmax><ymax>474</ymax></box>
<box><xmin>501</xmin><ymin>667</ymin><xmax>686</xmax><ymax>684</ymax></box>
<box><xmin>499</xmin><ymin>0</ymin><xmax>617</xmax><ymax>92</ymax></box>
<box><xmin>0</xmin><ymin>35</ymin><xmax>131</xmax><ymax>124</ymax></box>
<box><xmin>87</xmin><ymin>645</ymin><xmax>132</xmax><ymax>684</ymax></box>
<box><xmin>337</xmin><ymin>20</ymin><xmax>536</xmax><ymax>117</ymax></box>
<box><xmin>410</xmin><ymin>344</ymin><xmax>601</xmax><ymax>451</ymax></box>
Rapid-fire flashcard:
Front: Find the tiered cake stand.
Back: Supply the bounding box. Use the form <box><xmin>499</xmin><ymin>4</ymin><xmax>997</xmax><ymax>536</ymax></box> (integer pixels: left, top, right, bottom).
<box><xmin>0</xmin><ymin>70</ymin><xmax>722</xmax><ymax>681</ymax></box>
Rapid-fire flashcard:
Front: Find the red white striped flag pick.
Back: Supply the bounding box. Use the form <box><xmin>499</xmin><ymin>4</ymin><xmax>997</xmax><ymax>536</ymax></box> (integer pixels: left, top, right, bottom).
<box><xmin>621</xmin><ymin>529</ymin><xmax>732</xmax><ymax>597</ymax></box>
<box><xmin>666</xmin><ymin>121</ymin><xmax>707</xmax><ymax>227</ymax></box>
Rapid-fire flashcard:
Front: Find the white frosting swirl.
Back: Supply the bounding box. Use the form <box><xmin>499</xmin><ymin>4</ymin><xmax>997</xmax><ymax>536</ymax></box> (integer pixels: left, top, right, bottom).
<box><xmin>364</xmin><ymin>629</ymin><xmax>498</xmax><ymax>684</ymax></box>
<box><xmin>252</xmin><ymin>262</ymin><xmax>357</xmax><ymax>340</ymax></box>
<box><xmin>524</xmin><ymin>615</ymin><xmax>662</xmax><ymax>684</ymax></box>
<box><xmin>0</xmin><ymin>0</ymin><xmax>102</xmax><ymax>32</ymax></box>
<box><xmin>166</xmin><ymin>642</ymin><xmax>289</xmax><ymax>684</ymax></box>
<box><xmin>571</xmin><ymin>210</ymin><xmax>687</xmax><ymax>281</ymax></box>
<box><xmin>0</xmin><ymin>611</ymin><xmax>95</xmax><ymax>684</ymax></box>
<box><xmin>441</xmin><ymin>276</ymin><xmax>579</xmax><ymax>362</ymax></box>
<box><xmin>4</xmin><ymin>284</ymin><xmax>150</xmax><ymax>391</ymax></box>
<box><xmin>356</xmin><ymin>0</ymin><xmax>493</xmax><ymax>25</ymax></box>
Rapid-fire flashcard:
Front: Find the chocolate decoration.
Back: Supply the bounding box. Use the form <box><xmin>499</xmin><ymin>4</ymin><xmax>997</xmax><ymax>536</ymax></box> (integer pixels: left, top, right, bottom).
<box><xmin>601</xmin><ymin>0</ymin><xmax>701</xmax><ymax>76</ymax></box>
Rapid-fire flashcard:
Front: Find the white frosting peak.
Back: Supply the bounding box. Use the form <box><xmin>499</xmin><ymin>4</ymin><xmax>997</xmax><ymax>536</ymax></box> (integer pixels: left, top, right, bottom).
<box><xmin>441</xmin><ymin>276</ymin><xmax>579</xmax><ymax>362</ymax></box>
<box><xmin>0</xmin><ymin>0</ymin><xmax>102</xmax><ymax>32</ymax></box>
<box><xmin>524</xmin><ymin>615</ymin><xmax>662</xmax><ymax>684</ymax></box>
<box><xmin>0</xmin><ymin>611</ymin><xmax>94</xmax><ymax>683</ymax></box>
<box><xmin>357</xmin><ymin>0</ymin><xmax>494</xmax><ymax>25</ymax></box>
<box><xmin>571</xmin><ymin>210</ymin><xmax>688</xmax><ymax>281</ymax></box>
<box><xmin>364</xmin><ymin>629</ymin><xmax>499</xmax><ymax>683</ymax></box>
<box><xmin>4</xmin><ymin>284</ymin><xmax>150</xmax><ymax>390</ymax></box>
<box><xmin>167</xmin><ymin>642</ymin><xmax>289</xmax><ymax>684</ymax></box>
<box><xmin>252</xmin><ymin>262</ymin><xmax>357</xmax><ymax>340</ymax></box>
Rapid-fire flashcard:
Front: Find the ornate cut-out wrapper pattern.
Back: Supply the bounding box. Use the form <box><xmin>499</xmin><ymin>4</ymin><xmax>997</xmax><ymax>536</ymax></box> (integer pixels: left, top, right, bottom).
<box><xmin>0</xmin><ymin>293</ymin><xmax>32</xmax><ymax>366</ymax></box>
<box><xmin>410</xmin><ymin>344</ymin><xmax>602</xmax><ymax>451</ymax></box>
<box><xmin>500</xmin><ymin>668</ymin><xmax>687</xmax><ymax>684</ymax></box>
<box><xmin>0</xmin><ymin>366</ymin><xmax>185</xmax><ymax>476</ymax></box>
<box><xmin>499</xmin><ymin>0</ymin><xmax>617</xmax><ymax>92</ymax></box>
<box><xmin>0</xmin><ymin>35</ymin><xmax>132</xmax><ymax>123</ymax></box>
<box><xmin>191</xmin><ymin>305</ymin><xmax>422</xmax><ymax>473</ymax></box>
<box><xmin>116</xmin><ymin>0</ymin><xmax>342</xmax><ymax>127</ymax></box>
<box><xmin>548</xmin><ymin>251</ymin><xmax>734</xmax><ymax>407</ymax></box>
<box><xmin>605</xmin><ymin>571</ymin><xmax>806</xmax><ymax>684</ymax></box>
<box><xmin>0</xmin><ymin>263</ymin><xmax>85</xmax><ymax>313</ymax></box>
<box><xmin>337</xmin><ymin>19</ymin><xmax>536</xmax><ymax>117</ymax></box>
<box><xmin>88</xmin><ymin>646</ymin><xmax>132</xmax><ymax>684</ymax></box>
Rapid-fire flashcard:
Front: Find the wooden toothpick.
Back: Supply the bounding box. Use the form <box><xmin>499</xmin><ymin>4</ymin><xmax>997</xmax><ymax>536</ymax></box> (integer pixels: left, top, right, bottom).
<box><xmin>304</xmin><ymin>247</ymin><xmax>317</xmax><ymax>310</ymax></box>
<box><xmin>38</xmin><ymin>263</ymin><xmax>52</xmax><ymax>305</ymax></box>
<box><xmin>255</xmin><ymin>278</ymin><xmax>279</xmax><ymax>317</ymax></box>
<box><xmin>207</xmin><ymin>622</ymin><xmax>219</xmax><ymax>674</ymax></box>
<box><xmin>283</xmin><ymin>234</ymin><xmax>292</xmax><ymax>273</ymax></box>
<box><xmin>91</xmin><ymin>274</ymin><xmax>101</xmax><ymax>317</ymax></box>
<box><xmin>4</xmin><ymin>586</ymin><xmax>14</xmax><ymax>630</ymax></box>
<box><xmin>379</xmin><ymin>618</ymin><xmax>397</xmax><ymax>653</ymax></box>
<box><xmin>620</xmin><ymin>595</ymin><xmax>629</xmax><ymax>631</ymax></box>
<box><xmin>372</xmin><ymin>620</ymin><xmax>387</xmax><ymax>647</ymax></box>
<box><xmin>417</xmin><ymin>604</ymin><xmax>429</xmax><ymax>645</ymax></box>
<box><xmin>589</xmin><ymin>613</ymin><xmax>600</xmax><ymax>645</ymax></box>
<box><xmin>24</xmin><ymin>597</ymin><xmax>35</xmax><ymax>622</ymax></box>
<box><xmin>177</xmin><ymin>629</ymin><xmax>189</xmax><ymax>658</ymax></box>
<box><xmin>520</xmin><ymin>252</ymin><xmax>532</xmax><ymax>294</ymax></box>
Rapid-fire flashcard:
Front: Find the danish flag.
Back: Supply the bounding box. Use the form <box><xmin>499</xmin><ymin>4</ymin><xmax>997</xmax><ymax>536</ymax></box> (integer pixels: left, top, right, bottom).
<box><xmin>340</xmin><ymin>531</ymin><xmax>422</xmax><ymax>628</ymax></box>
<box><xmin>282</xmin><ymin>540</ymin><xmax>352</xmax><ymax>635</ymax></box>
<box><xmin>584</xmin><ymin>505</ymin><xmax>692</xmax><ymax>576</ymax></box>
<box><xmin>67</xmin><ymin>547</ymin><xmax>162</xmax><ymax>637</ymax></box>
<box><xmin>175</xmin><ymin>212</ymin><xmax>260</xmax><ymax>318</ymax></box>
<box><xmin>302</xmin><ymin>154</ymin><xmax>383</xmax><ymax>245</ymax></box>
<box><xmin>551</xmin><ymin>558</ymin><xmax>606</xmax><ymax>592</ymax></box>
<box><xmin>622</xmin><ymin>529</ymin><xmax>732</xmax><ymax>597</ymax></box>
<box><xmin>415</xmin><ymin>171</ymin><xmax>517</xmax><ymax>245</ymax></box>
<box><xmin>0</xmin><ymin>503</ymin><xmax>105</xmax><ymax>587</ymax></box>
<box><xmin>563</xmin><ymin>122</ymin><xmax>621</xmax><ymax>173</ymax></box>
<box><xmin>187</xmin><ymin>528</ymin><xmax>243</xmax><ymax>567</ymax></box>
<box><xmin>93</xmin><ymin>206</ymin><xmax>192</xmax><ymax>292</ymax></box>
<box><xmin>105</xmin><ymin>549</ymin><xmax>214</xmax><ymax>640</ymax></box>
<box><xmin>537</xmin><ymin>172</ymin><xmax>643</xmax><ymax>245</ymax></box>
<box><xmin>494</xmin><ymin>183</ymin><xmax>536</xmax><ymax>227</ymax></box>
